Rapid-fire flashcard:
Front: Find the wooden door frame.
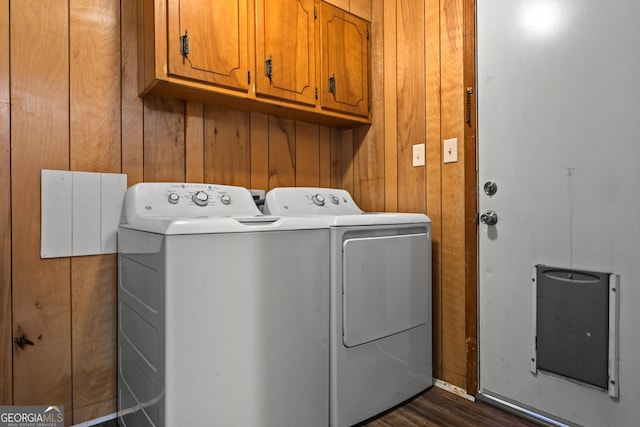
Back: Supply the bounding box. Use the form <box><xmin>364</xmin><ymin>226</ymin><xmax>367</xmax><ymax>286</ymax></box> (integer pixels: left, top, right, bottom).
<box><xmin>463</xmin><ymin>0</ymin><xmax>478</xmax><ymax>394</ymax></box>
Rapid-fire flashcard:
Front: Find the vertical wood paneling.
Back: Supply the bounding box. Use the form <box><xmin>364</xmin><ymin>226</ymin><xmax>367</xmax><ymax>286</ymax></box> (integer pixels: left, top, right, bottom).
<box><xmin>440</xmin><ymin>0</ymin><xmax>467</xmax><ymax>389</ymax></box>
<box><xmin>70</xmin><ymin>0</ymin><xmax>121</xmax><ymax>173</ymax></box>
<box><xmin>121</xmin><ymin>0</ymin><xmax>144</xmax><ymax>187</ymax></box>
<box><xmin>319</xmin><ymin>126</ymin><xmax>332</xmax><ymax>188</ymax></box>
<box><xmin>2</xmin><ymin>0</ymin><xmax>479</xmax><ymax>416</ymax></box>
<box><xmin>383</xmin><ymin>0</ymin><xmax>398</xmax><ymax>212</ymax></box>
<box><xmin>70</xmin><ymin>256</ymin><xmax>117</xmax><ymax>423</ymax></box>
<box><xmin>340</xmin><ymin>129</ymin><xmax>354</xmax><ymax>195</ymax></box>
<box><xmin>143</xmin><ymin>95</ymin><xmax>186</xmax><ymax>182</ymax></box>
<box><xmin>69</xmin><ymin>0</ymin><xmax>120</xmax><ymax>422</ymax></box>
<box><xmin>185</xmin><ymin>102</ymin><xmax>205</xmax><ymax>183</ymax></box>
<box><xmin>425</xmin><ymin>0</ymin><xmax>444</xmax><ymax>380</ymax></box>
<box><xmin>0</xmin><ymin>0</ymin><xmax>11</xmax><ymax>406</ymax></box>
<box><xmin>353</xmin><ymin>0</ymin><xmax>385</xmax><ymax>212</ymax></box>
<box><xmin>250</xmin><ymin>113</ymin><xmax>269</xmax><ymax>190</ymax></box>
<box><xmin>352</xmin><ymin>130</ymin><xmax>361</xmax><ymax>202</ymax></box>
<box><xmin>11</xmin><ymin>1</ymin><xmax>72</xmax><ymax>424</ymax></box>
<box><xmin>396</xmin><ymin>0</ymin><xmax>426</xmax><ymax>214</ymax></box>
<box><xmin>268</xmin><ymin>117</ymin><xmax>296</xmax><ymax>188</ymax></box>
<box><xmin>330</xmin><ymin>128</ymin><xmax>342</xmax><ymax>188</ymax></box>
<box><xmin>204</xmin><ymin>106</ymin><xmax>251</xmax><ymax>187</ymax></box>
<box><xmin>295</xmin><ymin>122</ymin><xmax>320</xmax><ymax>187</ymax></box>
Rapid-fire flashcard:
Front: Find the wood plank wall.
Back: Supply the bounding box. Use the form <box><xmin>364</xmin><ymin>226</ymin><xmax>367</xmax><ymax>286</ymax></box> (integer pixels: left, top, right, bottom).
<box><xmin>0</xmin><ymin>0</ymin><xmax>10</xmax><ymax>408</ymax></box>
<box><xmin>375</xmin><ymin>0</ymin><xmax>476</xmax><ymax>391</ymax></box>
<box><xmin>0</xmin><ymin>0</ymin><xmax>476</xmax><ymax>424</ymax></box>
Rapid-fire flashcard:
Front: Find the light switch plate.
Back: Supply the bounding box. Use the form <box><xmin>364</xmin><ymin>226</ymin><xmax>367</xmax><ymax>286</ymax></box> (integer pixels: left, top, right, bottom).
<box><xmin>413</xmin><ymin>143</ymin><xmax>425</xmax><ymax>167</ymax></box>
<box><xmin>444</xmin><ymin>138</ymin><xmax>458</xmax><ymax>163</ymax></box>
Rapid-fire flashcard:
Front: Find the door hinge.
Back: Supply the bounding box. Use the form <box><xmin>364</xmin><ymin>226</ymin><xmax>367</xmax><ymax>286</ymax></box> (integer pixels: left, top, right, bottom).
<box><xmin>248</xmin><ymin>70</ymin><xmax>251</xmax><ymax>84</ymax></box>
<box><xmin>265</xmin><ymin>55</ymin><xmax>273</xmax><ymax>80</ymax></box>
<box><xmin>329</xmin><ymin>75</ymin><xmax>336</xmax><ymax>95</ymax></box>
<box><xmin>367</xmin><ymin>29</ymin><xmax>370</xmax><ymax>40</ymax></box>
<box><xmin>314</xmin><ymin>6</ymin><xmax>317</xmax><ymax>19</ymax></box>
<box><xmin>368</xmin><ymin>102</ymin><xmax>371</xmax><ymax>112</ymax></box>
<box><xmin>466</xmin><ymin>87</ymin><xmax>473</xmax><ymax>126</ymax></box>
<box><xmin>315</xmin><ymin>87</ymin><xmax>318</xmax><ymax>100</ymax></box>
<box><xmin>180</xmin><ymin>30</ymin><xmax>189</xmax><ymax>58</ymax></box>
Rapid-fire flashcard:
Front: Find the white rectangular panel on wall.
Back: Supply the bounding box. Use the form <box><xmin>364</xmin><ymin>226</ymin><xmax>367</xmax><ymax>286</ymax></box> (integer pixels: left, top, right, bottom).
<box><xmin>72</xmin><ymin>171</ymin><xmax>102</xmax><ymax>256</ymax></box>
<box><xmin>101</xmin><ymin>173</ymin><xmax>127</xmax><ymax>253</ymax></box>
<box><xmin>41</xmin><ymin>169</ymin><xmax>127</xmax><ymax>258</ymax></box>
<box><xmin>41</xmin><ymin>169</ymin><xmax>73</xmax><ymax>258</ymax></box>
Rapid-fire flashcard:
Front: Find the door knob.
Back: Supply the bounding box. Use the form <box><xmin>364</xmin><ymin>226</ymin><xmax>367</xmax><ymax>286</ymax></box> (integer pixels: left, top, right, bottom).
<box><xmin>480</xmin><ymin>210</ymin><xmax>498</xmax><ymax>226</ymax></box>
<box><xmin>483</xmin><ymin>181</ymin><xmax>498</xmax><ymax>196</ymax></box>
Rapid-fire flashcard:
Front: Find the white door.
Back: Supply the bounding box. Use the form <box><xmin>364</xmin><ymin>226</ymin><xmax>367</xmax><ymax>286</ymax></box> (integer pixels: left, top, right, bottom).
<box><xmin>477</xmin><ymin>1</ymin><xmax>640</xmax><ymax>426</ymax></box>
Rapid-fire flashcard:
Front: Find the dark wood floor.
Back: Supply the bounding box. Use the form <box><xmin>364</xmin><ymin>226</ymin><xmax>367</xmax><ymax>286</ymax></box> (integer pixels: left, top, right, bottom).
<box><xmin>102</xmin><ymin>387</ymin><xmax>538</xmax><ymax>427</ymax></box>
<box><xmin>360</xmin><ymin>387</ymin><xmax>539</xmax><ymax>427</ymax></box>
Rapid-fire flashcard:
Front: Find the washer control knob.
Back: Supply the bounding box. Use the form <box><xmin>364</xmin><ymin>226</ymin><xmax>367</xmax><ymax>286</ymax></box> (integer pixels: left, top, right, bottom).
<box><xmin>311</xmin><ymin>194</ymin><xmax>325</xmax><ymax>206</ymax></box>
<box><xmin>330</xmin><ymin>195</ymin><xmax>340</xmax><ymax>205</ymax></box>
<box><xmin>220</xmin><ymin>194</ymin><xmax>231</xmax><ymax>205</ymax></box>
<box><xmin>193</xmin><ymin>191</ymin><xmax>209</xmax><ymax>207</ymax></box>
<box><xmin>168</xmin><ymin>192</ymin><xmax>180</xmax><ymax>204</ymax></box>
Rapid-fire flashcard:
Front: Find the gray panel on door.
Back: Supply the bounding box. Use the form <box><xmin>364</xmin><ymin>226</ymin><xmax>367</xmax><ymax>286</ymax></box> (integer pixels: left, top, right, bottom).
<box><xmin>535</xmin><ymin>266</ymin><xmax>610</xmax><ymax>389</ymax></box>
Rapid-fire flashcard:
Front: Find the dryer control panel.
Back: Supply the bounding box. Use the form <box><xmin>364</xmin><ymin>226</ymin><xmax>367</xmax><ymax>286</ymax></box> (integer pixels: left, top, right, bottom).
<box><xmin>122</xmin><ymin>182</ymin><xmax>261</xmax><ymax>223</ymax></box>
<box><xmin>264</xmin><ymin>187</ymin><xmax>363</xmax><ymax>216</ymax></box>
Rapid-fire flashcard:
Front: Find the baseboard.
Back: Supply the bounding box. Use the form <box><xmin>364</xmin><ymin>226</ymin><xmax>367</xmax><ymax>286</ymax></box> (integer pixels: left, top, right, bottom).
<box><xmin>433</xmin><ymin>379</ymin><xmax>476</xmax><ymax>402</ymax></box>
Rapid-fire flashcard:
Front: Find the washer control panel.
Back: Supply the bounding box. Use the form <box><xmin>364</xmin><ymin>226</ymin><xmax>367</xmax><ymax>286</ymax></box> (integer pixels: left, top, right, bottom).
<box><xmin>264</xmin><ymin>187</ymin><xmax>363</xmax><ymax>216</ymax></box>
<box><xmin>123</xmin><ymin>182</ymin><xmax>261</xmax><ymax>223</ymax></box>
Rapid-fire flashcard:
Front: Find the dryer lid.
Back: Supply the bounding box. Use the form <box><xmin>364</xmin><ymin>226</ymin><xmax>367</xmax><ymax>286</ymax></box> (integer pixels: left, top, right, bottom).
<box><xmin>264</xmin><ymin>187</ymin><xmax>431</xmax><ymax>226</ymax></box>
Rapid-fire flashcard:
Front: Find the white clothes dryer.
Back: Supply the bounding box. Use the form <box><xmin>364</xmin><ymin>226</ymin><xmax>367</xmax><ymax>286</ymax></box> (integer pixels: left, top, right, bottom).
<box><xmin>117</xmin><ymin>183</ymin><xmax>330</xmax><ymax>427</ymax></box>
<box><xmin>264</xmin><ymin>187</ymin><xmax>432</xmax><ymax>427</ymax></box>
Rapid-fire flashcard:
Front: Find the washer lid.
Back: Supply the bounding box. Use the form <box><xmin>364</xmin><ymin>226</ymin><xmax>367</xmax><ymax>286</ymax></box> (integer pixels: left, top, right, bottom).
<box><xmin>119</xmin><ymin>215</ymin><xmax>329</xmax><ymax>235</ymax></box>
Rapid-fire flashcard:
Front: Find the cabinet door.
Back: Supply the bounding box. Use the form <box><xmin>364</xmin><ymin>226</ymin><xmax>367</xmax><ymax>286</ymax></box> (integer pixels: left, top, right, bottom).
<box><xmin>167</xmin><ymin>0</ymin><xmax>249</xmax><ymax>92</ymax></box>
<box><xmin>255</xmin><ymin>0</ymin><xmax>316</xmax><ymax>106</ymax></box>
<box><xmin>320</xmin><ymin>2</ymin><xmax>369</xmax><ymax>116</ymax></box>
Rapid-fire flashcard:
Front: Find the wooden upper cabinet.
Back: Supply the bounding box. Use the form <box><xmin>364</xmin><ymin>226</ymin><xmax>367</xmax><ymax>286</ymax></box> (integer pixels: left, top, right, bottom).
<box><xmin>255</xmin><ymin>0</ymin><xmax>316</xmax><ymax>106</ymax></box>
<box><xmin>320</xmin><ymin>2</ymin><xmax>369</xmax><ymax>117</ymax></box>
<box><xmin>138</xmin><ymin>0</ymin><xmax>371</xmax><ymax>126</ymax></box>
<box><xmin>167</xmin><ymin>0</ymin><xmax>250</xmax><ymax>92</ymax></box>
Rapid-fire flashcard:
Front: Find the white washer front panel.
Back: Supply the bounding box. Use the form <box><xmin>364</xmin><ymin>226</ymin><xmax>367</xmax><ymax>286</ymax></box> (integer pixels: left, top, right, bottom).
<box><xmin>342</xmin><ymin>233</ymin><xmax>428</xmax><ymax>347</ymax></box>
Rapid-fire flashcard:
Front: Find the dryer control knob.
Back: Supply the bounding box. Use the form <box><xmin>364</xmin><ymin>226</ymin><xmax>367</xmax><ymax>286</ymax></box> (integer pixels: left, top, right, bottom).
<box><xmin>311</xmin><ymin>194</ymin><xmax>325</xmax><ymax>206</ymax></box>
<box><xmin>330</xmin><ymin>195</ymin><xmax>340</xmax><ymax>205</ymax></box>
<box><xmin>168</xmin><ymin>192</ymin><xmax>180</xmax><ymax>204</ymax></box>
<box><xmin>193</xmin><ymin>191</ymin><xmax>209</xmax><ymax>207</ymax></box>
<box><xmin>220</xmin><ymin>194</ymin><xmax>231</xmax><ymax>205</ymax></box>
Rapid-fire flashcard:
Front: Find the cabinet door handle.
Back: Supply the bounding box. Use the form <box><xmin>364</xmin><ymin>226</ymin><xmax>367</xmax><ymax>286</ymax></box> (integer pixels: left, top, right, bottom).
<box><xmin>329</xmin><ymin>74</ymin><xmax>336</xmax><ymax>94</ymax></box>
<box><xmin>265</xmin><ymin>56</ymin><xmax>272</xmax><ymax>80</ymax></box>
<box><xmin>180</xmin><ymin>30</ymin><xmax>189</xmax><ymax>58</ymax></box>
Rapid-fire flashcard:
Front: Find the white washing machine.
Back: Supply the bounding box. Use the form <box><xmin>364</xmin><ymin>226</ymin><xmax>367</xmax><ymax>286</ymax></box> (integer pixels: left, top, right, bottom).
<box><xmin>264</xmin><ymin>187</ymin><xmax>432</xmax><ymax>427</ymax></box>
<box><xmin>117</xmin><ymin>182</ymin><xmax>330</xmax><ymax>427</ymax></box>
